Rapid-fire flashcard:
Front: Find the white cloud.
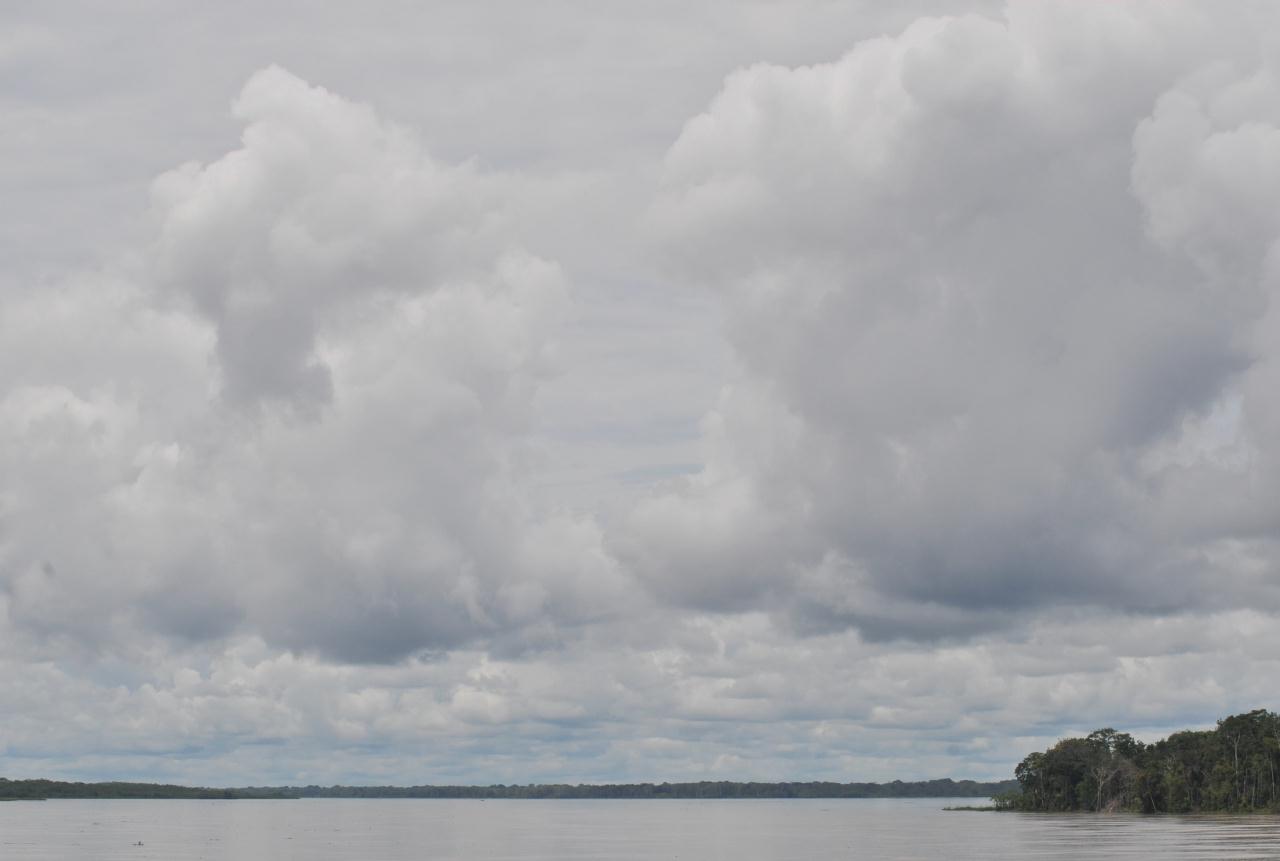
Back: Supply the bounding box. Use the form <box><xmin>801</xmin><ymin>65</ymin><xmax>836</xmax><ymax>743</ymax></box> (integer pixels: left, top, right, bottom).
<box><xmin>149</xmin><ymin>65</ymin><xmax>506</xmax><ymax>414</ymax></box>
<box><xmin>1</xmin><ymin>67</ymin><xmax>632</xmax><ymax>666</ymax></box>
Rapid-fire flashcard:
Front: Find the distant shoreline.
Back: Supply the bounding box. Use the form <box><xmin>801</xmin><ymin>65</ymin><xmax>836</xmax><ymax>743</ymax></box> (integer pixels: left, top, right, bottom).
<box><xmin>0</xmin><ymin>777</ymin><xmax>1016</xmax><ymax>802</ymax></box>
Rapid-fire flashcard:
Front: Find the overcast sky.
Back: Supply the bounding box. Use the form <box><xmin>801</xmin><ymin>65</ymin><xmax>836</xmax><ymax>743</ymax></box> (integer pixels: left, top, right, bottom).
<box><xmin>3</xmin><ymin>1</ymin><xmax>1280</xmax><ymax>786</ymax></box>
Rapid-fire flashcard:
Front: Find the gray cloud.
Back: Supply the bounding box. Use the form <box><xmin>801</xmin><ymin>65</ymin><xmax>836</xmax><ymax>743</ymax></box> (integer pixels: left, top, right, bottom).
<box><xmin>633</xmin><ymin>4</ymin><xmax>1280</xmax><ymax>638</ymax></box>
<box><xmin>4</xmin><ymin>0</ymin><xmax>1280</xmax><ymax>786</ymax></box>
<box><xmin>2</xmin><ymin>608</ymin><xmax>1277</xmax><ymax>785</ymax></box>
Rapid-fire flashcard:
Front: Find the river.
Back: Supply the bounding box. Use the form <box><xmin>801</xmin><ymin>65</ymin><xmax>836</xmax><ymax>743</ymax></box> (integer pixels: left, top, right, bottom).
<box><xmin>2</xmin><ymin>797</ymin><xmax>1279</xmax><ymax>859</ymax></box>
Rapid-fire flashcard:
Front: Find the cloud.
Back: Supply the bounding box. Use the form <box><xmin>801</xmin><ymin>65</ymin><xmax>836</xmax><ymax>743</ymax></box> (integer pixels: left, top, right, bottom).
<box><xmin>5</xmin><ymin>2</ymin><xmax>1280</xmax><ymax>787</ymax></box>
<box><xmin>149</xmin><ymin>65</ymin><xmax>504</xmax><ymax>414</ymax></box>
<box><xmin>632</xmin><ymin>4</ymin><xmax>1280</xmax><ymax>638</ymax></box>
<box><xmin>2</xmin><ymin>607</ymin><xmax>1276</xmax><ymax>785</ymax></box>
<box><xmin>0</xmin><ymin>67</ymin><xmax>632</xmax><ymax>664</ymax></box>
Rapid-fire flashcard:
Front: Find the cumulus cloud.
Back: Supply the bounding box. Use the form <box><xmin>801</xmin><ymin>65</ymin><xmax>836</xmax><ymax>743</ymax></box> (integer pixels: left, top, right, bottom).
<box><xmin>1</xmin><ymin>66</ymin><xmax>631</xmax><ymax>664</ymax></box>
<box><xmin>633</xmin><ymin>4</ymin><xmax>1280</xmax><ymax>638</ymax></box>
<box><xmin>149</xmin><ymin>65</ymin><xmax>506</xmax><ymax>414</ymax></box>
<box><xmin>6</xmin><ymin>1</ymin><xmax>1280</xmax><ymax>786</ymax></box>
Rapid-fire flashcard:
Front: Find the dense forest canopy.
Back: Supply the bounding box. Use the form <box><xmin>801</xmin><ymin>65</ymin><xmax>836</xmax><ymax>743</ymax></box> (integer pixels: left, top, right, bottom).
<box><xmin>1006</xmin><ymin>709</ymin><xmax>1280</xmax><ymax>813</ymax></box>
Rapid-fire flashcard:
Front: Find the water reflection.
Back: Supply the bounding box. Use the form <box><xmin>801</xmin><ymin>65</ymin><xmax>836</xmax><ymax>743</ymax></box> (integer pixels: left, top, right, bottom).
<box><xmin>1</xmin><ymin>798</ymin><xmax>1278</xmax><ymax>860</ymax></box>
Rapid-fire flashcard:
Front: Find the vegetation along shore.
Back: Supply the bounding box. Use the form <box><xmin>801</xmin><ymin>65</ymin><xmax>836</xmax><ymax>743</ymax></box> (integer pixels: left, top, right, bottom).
<box><xmin>1004</xmin><ymin>709</ymin><xmax>1280</xmax><ymax>813</ymax></box>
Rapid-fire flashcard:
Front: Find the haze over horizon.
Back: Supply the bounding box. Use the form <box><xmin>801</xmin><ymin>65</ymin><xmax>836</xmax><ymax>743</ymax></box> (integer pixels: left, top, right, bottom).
<box><xmin>3</xmin><ymin>1</ymin><xmax>1279</xmax><ymax>787</ymax></box>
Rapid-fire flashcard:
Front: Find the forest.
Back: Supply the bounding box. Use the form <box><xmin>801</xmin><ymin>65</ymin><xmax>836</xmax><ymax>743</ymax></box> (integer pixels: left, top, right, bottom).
<box><xmin>1005</xmin><ymin>708</ymin><xmax>1280</xmax><ymax>813</ymax></box>
<box><xmin>0</xmin><ymin>777</ymin><xmax>1015</xmax><ymax>801</ymax></box>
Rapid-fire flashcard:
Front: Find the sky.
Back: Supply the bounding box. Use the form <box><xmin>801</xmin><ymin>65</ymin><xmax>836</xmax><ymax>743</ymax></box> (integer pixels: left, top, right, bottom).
<box><xmin>2</xmin><ymin>1</ymin><xmax>1279</xmax><ymax>786</ymax></box>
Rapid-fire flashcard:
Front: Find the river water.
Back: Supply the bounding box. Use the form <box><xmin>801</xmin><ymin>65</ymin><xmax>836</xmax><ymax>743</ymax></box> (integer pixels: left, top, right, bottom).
<box><xmin>2</xmin><ymin>797</ymin><xmax>1279</xmax><ymax>860</ymax></box>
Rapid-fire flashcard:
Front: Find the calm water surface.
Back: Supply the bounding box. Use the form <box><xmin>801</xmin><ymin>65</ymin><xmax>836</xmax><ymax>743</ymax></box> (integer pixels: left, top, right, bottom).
<box><xmin>2</xmin><ymin>797</ymin><xmax>1279</xmax><ymax>860</ymax></box>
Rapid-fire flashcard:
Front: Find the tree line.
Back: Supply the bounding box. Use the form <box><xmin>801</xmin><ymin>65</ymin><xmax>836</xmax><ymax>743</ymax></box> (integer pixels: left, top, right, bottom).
<box><xmin>1004</xmin><ymin>708</ymin><xmax>1280</xmax><ymax>813</ymax></box>
<box><xmin>286</xmin><ymin>778</ymin><xmax>1018</xmax><ymax>799</ymax></box>
<box><xmin>0</xmin><ymin>776</ymin><xmax>1016</xmax><ymax>801</ymax></box>
<box><xmin>0</xmin><ymin>778</ymin><xmax>292</xmax><ymax>800</ymax></box>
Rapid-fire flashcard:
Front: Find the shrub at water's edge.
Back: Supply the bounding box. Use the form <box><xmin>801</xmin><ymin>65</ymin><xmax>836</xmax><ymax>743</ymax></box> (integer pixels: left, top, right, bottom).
<box><xmin>1006</xmin><ymin>709</ymin><xmax>1280</xmax><ymax>813</ymax></box>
